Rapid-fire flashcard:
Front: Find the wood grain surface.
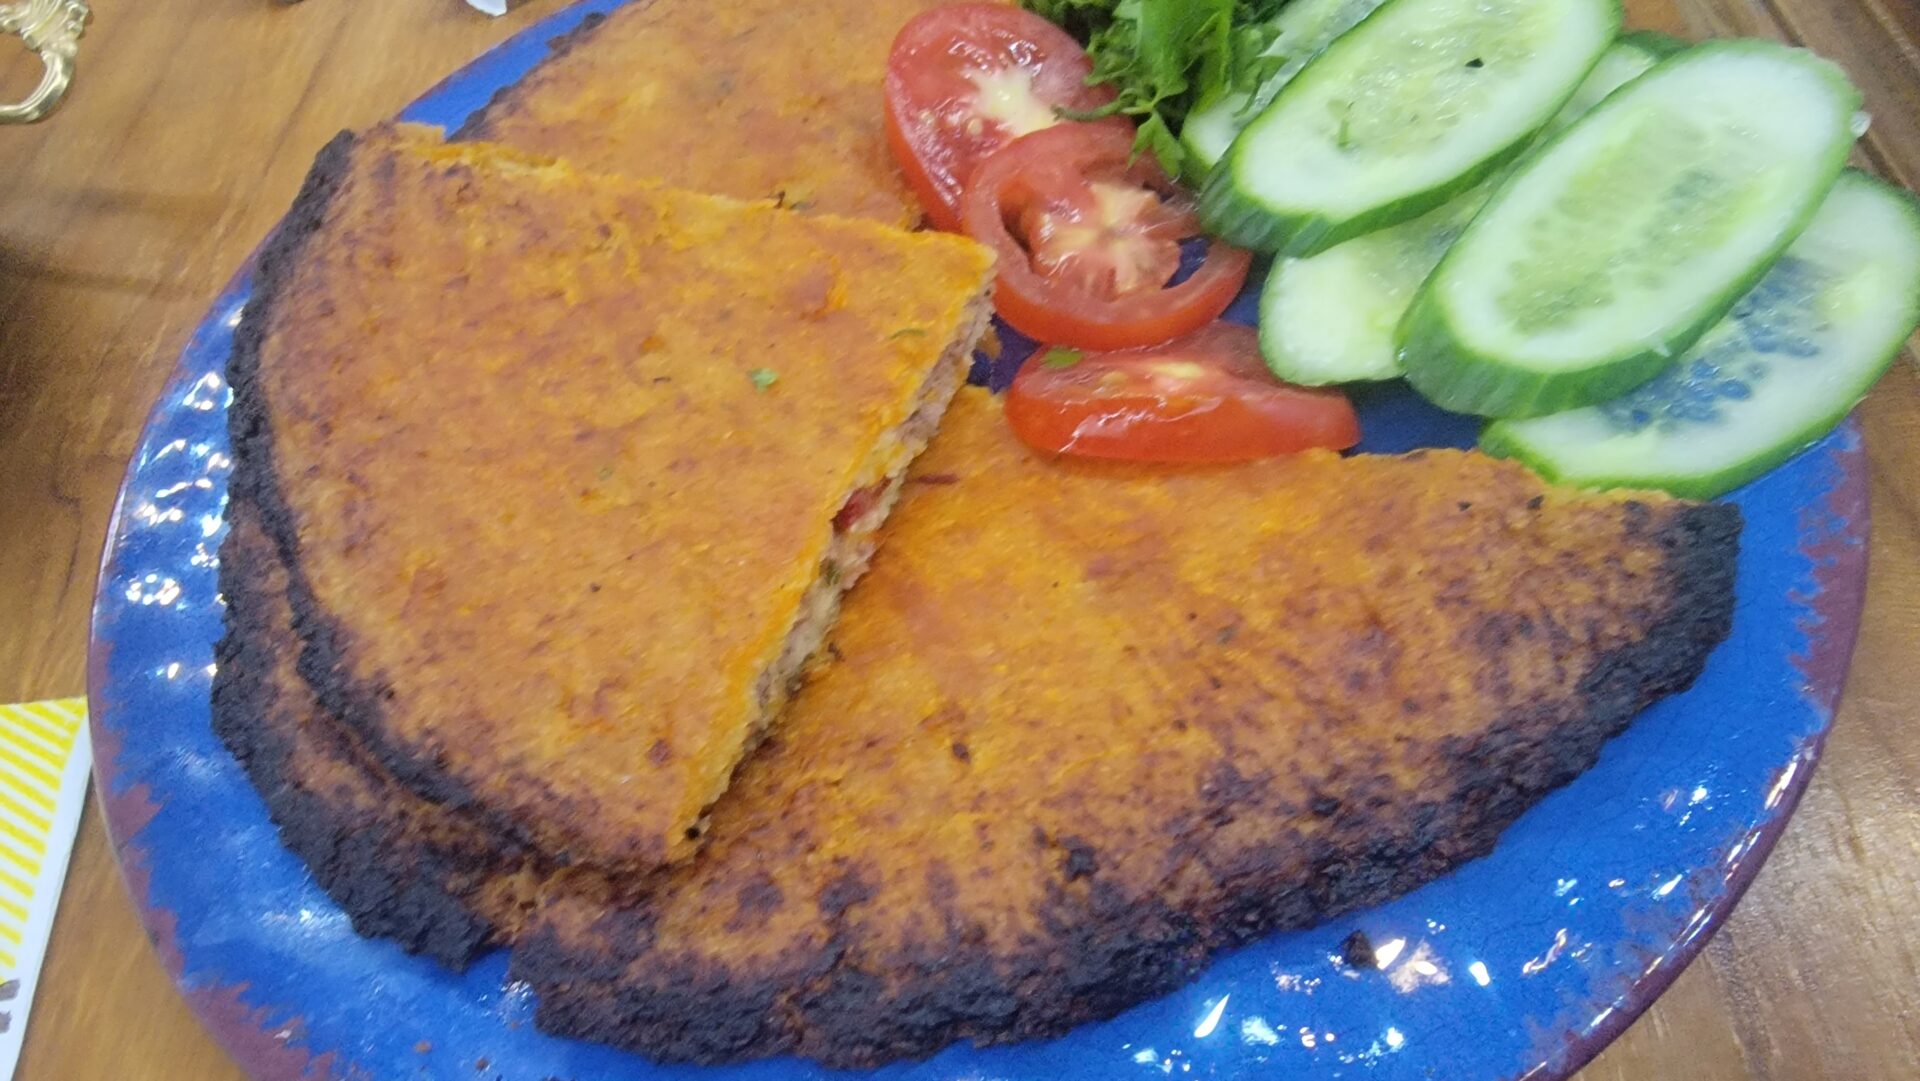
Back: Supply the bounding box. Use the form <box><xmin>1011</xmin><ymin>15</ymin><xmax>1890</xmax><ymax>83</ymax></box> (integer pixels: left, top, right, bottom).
<box><xmin>1</xmin><ymin>1</ymin><xmax>1915</xmax><ymax>1078</ymax></box>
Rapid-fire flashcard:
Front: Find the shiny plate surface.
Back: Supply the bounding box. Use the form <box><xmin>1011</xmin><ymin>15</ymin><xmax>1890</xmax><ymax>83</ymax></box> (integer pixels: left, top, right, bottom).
<box><xmin>88</xmin><ymin>2</ymin><xmax>1868</xmax><ymax>1078</ymax></box>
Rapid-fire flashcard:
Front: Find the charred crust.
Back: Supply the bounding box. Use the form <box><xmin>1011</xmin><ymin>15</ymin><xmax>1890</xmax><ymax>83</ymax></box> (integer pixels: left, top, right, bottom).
<box><xmin>724</xmin><ymin>872</ymin><xmax>784</xmax><ymax>932</ymax></box>
<box><xmin>227</xmin><ymin>130</ymin><xmax>490</xmax><ymax>832</ymax></box>
<box><xmin>226</xmin><ymin>126</ymin><xmax>351</xmax><ymax>574</ymax></box>
<box><xmin>219</xmin><ymin>131</ymin><xmax>562</xmax><ymax>960</ymax></box>
<box><xmin>226</xmin><ymin>128</ymin><xmax>355</xmax><ymax>529</ymax></box>
<box><xmin>520</xmin><ymin>503</ymin><xmax>1742</xmax><ymax>1068</ymax></box>
<box><xmin>1340</xmin><ymin>930</ymin><xmax>1377</xmax><ymax>969</ymax></box>
<box><xmin>226</xmin><ymin>152</ymin><xmax>1746</xmax><ymax>1060</ymax></box>
<box><xmin>449</xmin><ymin>9</ymin><xmax>615</xmax><ymax>142</ymax></box>
<box><xmin>225</xmin><ymin>132</ymin><xmax>634</xmax><ymax>866</ymax></box>
<box><xmin>1060</xmin><ymin>839</ymin><xmax>1098</xmax><ymax>882</ymax></box>
<box><xmin>211</xmin><ymin>507</ymin><xmax>520</xmax><ymax>968</ymax></box>
<box><xmin>818</xmin><ymin>863</ymin><xmax>877</xmax><ymax>919</ymax></box>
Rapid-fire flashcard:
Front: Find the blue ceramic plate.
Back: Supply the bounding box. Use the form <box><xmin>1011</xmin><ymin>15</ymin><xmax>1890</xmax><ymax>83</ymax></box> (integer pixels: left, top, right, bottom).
<box><xmin>88</xmin><ymin>4</ymin><xmax>1870</xmax><ymax>1079</ymax></box>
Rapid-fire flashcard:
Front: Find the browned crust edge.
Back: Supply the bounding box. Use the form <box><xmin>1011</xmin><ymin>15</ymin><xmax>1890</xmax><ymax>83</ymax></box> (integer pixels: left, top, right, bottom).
<box><xmin>220</xmin><ymin>143</ymin><xmax>550</xmax><ymax>956</ymax></box>
<box><xmin>449</xmin><ymin>7</ymin><xmax>621</xmax><ymax>143</ymax></box>
<box><xmin>211</xmin><ymin>500</ymin><xmax>537</xmax><ymax>969</ymax></box>
<box><xmin>223</xmin><ymin>114</ymin><xmax>1746</xmax><ymax>1073</ymax></box>
<box><xmin>512</xmin><ymin>500</ymin><xmax>1742</xmax><ymax>1068</ymax></box>
<box><xmin>225</xmin><ymin>128</ymin><xmax>992</xmax><ymax>874</ymax></box>
<box><xmin>223</xmin><ymin>129</ymin><xmax>587</xmax><ymax>869</ymax></box>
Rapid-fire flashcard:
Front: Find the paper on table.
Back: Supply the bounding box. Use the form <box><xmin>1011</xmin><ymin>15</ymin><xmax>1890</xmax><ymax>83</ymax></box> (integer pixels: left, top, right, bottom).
<box><xmin>0</xmin><ymin>699</ymin><xmax>90</xmax><ymax>1081</ymax></box>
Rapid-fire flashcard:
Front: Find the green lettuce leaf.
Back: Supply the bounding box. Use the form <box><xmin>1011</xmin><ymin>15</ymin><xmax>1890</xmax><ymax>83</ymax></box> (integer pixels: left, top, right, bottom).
<box><xmin>1025</xmin><ymin>0</ymin><xmax>1290</xmax><ymax>176</ymax></box>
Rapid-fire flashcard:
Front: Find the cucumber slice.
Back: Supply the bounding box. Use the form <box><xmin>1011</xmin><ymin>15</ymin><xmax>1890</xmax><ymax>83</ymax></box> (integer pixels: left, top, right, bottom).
<box><xmin>1551</xmin><ymin>35</ymin><xmax>1667</xmax><ymax>121</ymax></box>
<box><xmin>1179</xmin><ymin>0</ymin><xmax>1391</xmax><ymax>178</ymax></box>
<box><xmin>1261</xmin><ymin>184</ymin><xmax>1493</xmax><ymax>384</ymax></box>
<box><xmin>1399</xmin><ymin>41</ymin><xmax>1862</xmax><ymax>418</ymax></box>
<box><xmin>1198</xmin><ymin>0</ymin><xmax>1621</xmax><ymax>257</ymax></box>
<box><xmin>1482</xmin><ymin>171</ymin><xmax>1920</xmax><ymax>499</ymax></box>
<box><xmin>1615</xmin><ymin>29</ymin><xmax>1689</xmax><ymax>59</ymax></box>
<box><xmin>1180</xmin><ymin>97</ymin><xmax>1246</xmax><ymax>184</ymax></box>
<box><xmin>1260</xmin><ymin>39</ymin><xmax>1661</xmax><ymax>386</ymax></box>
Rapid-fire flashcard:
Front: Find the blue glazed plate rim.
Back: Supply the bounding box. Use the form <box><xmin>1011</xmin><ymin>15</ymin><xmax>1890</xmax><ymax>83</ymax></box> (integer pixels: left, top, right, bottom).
<box><xmin>83</xmin><ymin>3</ymin><xmax>1873</xmax><ymax>1079</ymax></box>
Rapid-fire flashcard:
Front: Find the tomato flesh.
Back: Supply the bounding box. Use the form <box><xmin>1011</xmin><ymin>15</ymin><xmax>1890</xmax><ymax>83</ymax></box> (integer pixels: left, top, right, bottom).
<box><xmin>884</xmin><ymin>4</ymin><xmax>1115</xmax><ymax>231</ymax></box>
<box><xmin>1022</xmin><ymin>175</ymin><xmax>1196</xmax><ymax>300</ymax></box>
<box><xmin>1006</xmin><ymin>323</ymin><xmax>1361</xmax><ymax>462</ymax></box>
<box><xmin>963</xmin><ymin>124</ymin><xmax>1252</xmax><ymax>352</ymax></box>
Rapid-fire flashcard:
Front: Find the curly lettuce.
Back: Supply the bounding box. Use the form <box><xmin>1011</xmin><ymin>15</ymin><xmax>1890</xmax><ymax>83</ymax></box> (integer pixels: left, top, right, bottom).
<box><xmin>1024</xmin><ymin>0</ymin><xmax>1292</xmax><ymax>175</ymax></box>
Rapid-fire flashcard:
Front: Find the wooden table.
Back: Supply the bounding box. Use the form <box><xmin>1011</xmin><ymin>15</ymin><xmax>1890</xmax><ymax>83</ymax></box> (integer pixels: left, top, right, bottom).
<box><xmin>2</xmin><ymin>1</ymin><xmax>1916</xmax><ymax>1077</ymax></box>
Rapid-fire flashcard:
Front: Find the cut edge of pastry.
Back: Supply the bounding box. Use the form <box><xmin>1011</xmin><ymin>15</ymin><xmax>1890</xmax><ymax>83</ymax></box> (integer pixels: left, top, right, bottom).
<box><xmin>690</xmin><ymin>296</ymin><xmax>992</xmax><ymax>848</ymax></box>
<box><xmin>228</xmin><ymin>121</ymin><xmax>999</xmax><ymax>872</ymax></box>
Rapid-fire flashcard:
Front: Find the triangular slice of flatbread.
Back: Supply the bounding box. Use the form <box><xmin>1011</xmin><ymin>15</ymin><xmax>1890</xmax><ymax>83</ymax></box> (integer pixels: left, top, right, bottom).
<box><xmin>224</xmin><ymin>122</ymin><xmax>994</xmax><ymax>872</ymax></box>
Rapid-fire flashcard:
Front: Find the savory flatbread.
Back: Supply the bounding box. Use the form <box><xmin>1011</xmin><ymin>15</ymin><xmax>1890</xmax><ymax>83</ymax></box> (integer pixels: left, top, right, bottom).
<box><xmin>513</xmin><ymin>389</ymin><xmax>1740</xmax><ymax>1066</ymax></box>
<box><xmin>225</xmin><ymin>122</ymin><xmax>993</xmax><ymax>872</ymax></box>
<box><xmin>457</xmin><ymin>0</ymin><xmax>961</xmax><ymax>226</ymax></box>
<box><xmin>213</xmin><ymin>498</ymin><xmax>544</xmax><ymax>968</ymax></box>
<box><xmin>218</xmin><ymin>384</ymin><xmax>1737</xmax><ymax>1049</ymax></box>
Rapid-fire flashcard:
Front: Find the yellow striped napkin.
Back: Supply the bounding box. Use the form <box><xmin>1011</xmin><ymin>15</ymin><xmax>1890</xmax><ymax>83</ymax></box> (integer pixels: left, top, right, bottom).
<box><xmin>0</xmin><ymin>699</ymin><xmax>89</xmax><ymax>1081</ymax></box>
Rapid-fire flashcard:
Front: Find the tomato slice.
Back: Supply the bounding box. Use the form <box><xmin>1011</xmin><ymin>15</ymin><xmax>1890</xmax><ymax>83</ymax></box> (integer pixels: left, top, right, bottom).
<box><xmin>962</xmin><ymin>124</ymin><xmax>1253</xmax><ymax>352</ymax></box>
<box><xmin>1006</xmin><ymin>323</ymin><xmax>1361</xmax><ymax>462</ymax></box>
<box><xmin>884</xmin><ymin>4</ymin><xmax>1117</xmax><ymax>231</ymax></box>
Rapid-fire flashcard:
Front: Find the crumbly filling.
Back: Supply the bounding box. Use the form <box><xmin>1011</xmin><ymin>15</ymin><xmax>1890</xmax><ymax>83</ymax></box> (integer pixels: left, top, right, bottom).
<box><xmin>683</xmin><ymin>291</ymin><xmax>990</xmax><ymax>848</ymax></box>
<box><xmin>749</xmin><ymin>299</ymin><xmax>986</xmax><ymax>719</ymax></box>
<box><xmin>675</xmin><ymin>309</ymin><xmax>985</xmax><ymax>849</ymax></box>
<box><xmin>759</xmin><ymin>345</ymin><xmax>969</xmax><ymax>708</ymax></box>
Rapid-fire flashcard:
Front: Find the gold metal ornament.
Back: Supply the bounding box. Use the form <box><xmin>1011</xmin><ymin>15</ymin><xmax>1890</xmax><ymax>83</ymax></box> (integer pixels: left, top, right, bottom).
<box><xmin>0</xmin><ymin>0</ymin><xmax>89</xmax><ymax>125</ymax></box>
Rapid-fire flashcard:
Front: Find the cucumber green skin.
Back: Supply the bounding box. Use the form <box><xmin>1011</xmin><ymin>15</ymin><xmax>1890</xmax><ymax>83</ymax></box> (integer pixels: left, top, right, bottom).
<box><xmin>1179</xmin><ymin>0</ymin><xmax>1395</xmax><ymax>182</ymax></box>
<box><xmin>1482</xmin><ymin>174</ymin><xmax>1920</xmax><ymax>499</ymax></box>
<box><xmin>1551</xmin><ymin>35</ymin><xmax>1664</xmax><ymax>118</ymax></box>
<box><xmin>1397</xmin><ymin>39</ymin><xmax>1864</xmax><ymax>419</ymax></box>
<box><xmin>1477</xmin><ymin>390</ymin><xmax>1878</xmax><ymax>499</ymax></box>
<box><xmin>1180</xmin><ymin>94</ymin><xmax>1244</xmax><ymax>186</ymax></box>
<box><xmin>1615</xmin><ymin>29</ymin><xmax>1688</xmax><ymax>58</ymax></box>
<box><xmin>1198</xmin><ymin>0</ymin><xmax>1624</xmax><ymax>258</ymax></box>
<box><xmin>1201</xmin><ymin>139</ymin><xmax>1537</xmax><ymax>258</ymax></box>
<box><xmin>1479</xmin><ymin>345</ymin><xmax>1891</xmax><ymax>499</ymax></box>
<box><xmin>1254</xmin><ymin>39</ymin><xmax>1659</xmax><ymax>388</ymax></box>
<box><xmin>1399</xmin><ymin>294</ymin><xmax>1719</xmax><ymax>417</ymax></box>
